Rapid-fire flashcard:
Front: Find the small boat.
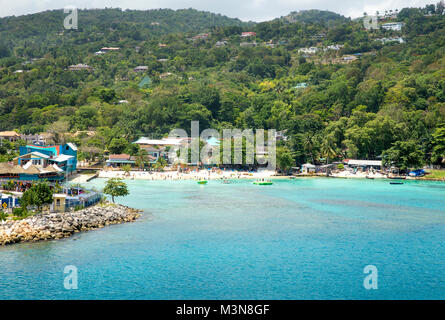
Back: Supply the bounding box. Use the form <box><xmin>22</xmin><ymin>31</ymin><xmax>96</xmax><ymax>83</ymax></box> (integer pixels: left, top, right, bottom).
<box><xmin>390</xmin><ymin>182</ymin><xmax>404</xmax><ymax>185</ymax></box>
<box><xmin>366</xmin><ymin>176</ymin><xmax>374</xmax><ymax>180</ymax></box>
<box><xmin>253</xmin><ymin>180</ymin><xmax>273</xmax><ymax>185</ymax></box>
<box><xmin>197</xmin><ymin>180</ymin><xmax>208</xmax><ymax>185</ymax></box>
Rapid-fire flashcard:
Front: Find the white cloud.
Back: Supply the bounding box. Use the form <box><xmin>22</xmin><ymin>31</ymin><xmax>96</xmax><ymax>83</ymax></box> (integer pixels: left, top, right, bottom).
<box><xmin>0</xmin><ymin>0</ymin><xmax>437</xmax><ymax>20</ymax></box>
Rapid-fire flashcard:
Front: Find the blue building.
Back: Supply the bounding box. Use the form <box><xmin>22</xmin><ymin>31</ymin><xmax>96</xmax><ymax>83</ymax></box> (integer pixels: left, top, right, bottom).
<box><xmin>18</xmin><ymin>143</ymin><xmax>77</xmax><ymax>175</ymax></box>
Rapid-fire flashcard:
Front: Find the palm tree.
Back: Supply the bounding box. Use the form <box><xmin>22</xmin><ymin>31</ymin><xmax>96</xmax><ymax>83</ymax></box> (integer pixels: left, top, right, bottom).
<box><xmin>121</xmin><ymin>164</ymin><xmax>132</xmax><ymax>176</ymax></box>
<box><xmin>301</xmin><ymin>132</ymin><xmax>317</xmax><ymax>164</ymax></box>
<box><xmin>153</xmin><ymin>157</ymin><xmax>167</xmax><ymax>172</ymax></box>
<box><xmin>135</xmin><ymin>149</ymin><xmax>148</xmax><ymax>171</ymax></box>
<box><xmin>320</xmin><ymin>136</ymin><xmax>337</xmax><ymax>164</ymax></box>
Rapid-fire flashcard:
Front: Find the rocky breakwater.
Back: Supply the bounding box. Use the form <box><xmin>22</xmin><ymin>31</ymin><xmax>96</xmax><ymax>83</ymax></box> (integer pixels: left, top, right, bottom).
<box><xmin>0</xmin><ymin>204</ymin><xmax>141</xmax><ymax>245</ymax></box>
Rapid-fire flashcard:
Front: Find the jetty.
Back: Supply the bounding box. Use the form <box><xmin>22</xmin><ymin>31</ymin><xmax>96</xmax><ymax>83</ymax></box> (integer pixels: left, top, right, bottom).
<box><xmin>0</xmin><ymin>203</ymin><xmax>140</xmax><ymax>245</ymax></box>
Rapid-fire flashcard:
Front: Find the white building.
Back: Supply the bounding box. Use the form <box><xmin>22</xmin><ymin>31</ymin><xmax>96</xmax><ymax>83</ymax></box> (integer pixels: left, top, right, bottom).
<box><xmin>323</xmin><ymin>44</ymin><xmax>344</xmax><ymax>51</ymax></box>
<box><xmin>381</xmin><ymin>22</ymin><xmax>403</xmax><ymax>31</ymax></box>
<box><xmin>302</xmin><ymin>163</ymin><xmax>316</xmax><ymax>173</ymax></box>
<box><xmin>377</xmin><ymin>37</ymin><xmax>405</xmax><ymax>44</ymax></box>
<box><xmin>298</xmin><ymin>47</ymin><xmax>319</xmax><ymax>54</ymax></box>
<box><xmin>346</xmin><ymin>159</ymin><xmax>382</xmax><ymax>169</ymax></box>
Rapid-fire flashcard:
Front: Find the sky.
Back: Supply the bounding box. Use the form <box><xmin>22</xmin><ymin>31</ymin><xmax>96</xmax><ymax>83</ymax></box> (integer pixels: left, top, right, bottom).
<box><xmin>0</xmin><ymin>0</ymin><xmax>437</xmax><ymax>20</ymax></box>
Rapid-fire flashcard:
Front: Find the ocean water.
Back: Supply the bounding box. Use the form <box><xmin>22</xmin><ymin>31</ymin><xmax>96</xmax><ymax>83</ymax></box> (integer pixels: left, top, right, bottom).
<box><xmin>0</xmin><ymin>178</ymin><xmax>444</xmax><ymax>300</ymax></box>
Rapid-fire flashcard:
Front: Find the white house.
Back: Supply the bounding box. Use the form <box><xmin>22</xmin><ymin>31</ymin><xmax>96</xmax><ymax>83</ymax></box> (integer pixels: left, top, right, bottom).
<box><xmin>381</xmin><ymin>22</ymin><xmax>403</xmax><ymax>31</ymax></box>
<box><xmin>302</xmin><ymin>163</ymin><xmax>316</xmax><ymax>173</ymax></box>
<box><xmin>298</xmin><ymin>47</ymin><xmax>319</xmax><ymax>54</ymax></box>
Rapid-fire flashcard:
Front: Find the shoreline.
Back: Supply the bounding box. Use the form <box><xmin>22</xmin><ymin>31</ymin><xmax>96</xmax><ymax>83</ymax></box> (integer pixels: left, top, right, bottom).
<box><xmin>0</xmin><ymin>203</ymin><xmax>141</xmax><ymax>246</ymax></box>
<box><xmin>84</xmin><ymin>170</ymin><xmax>445</xmax><ymax>182</ymax></box>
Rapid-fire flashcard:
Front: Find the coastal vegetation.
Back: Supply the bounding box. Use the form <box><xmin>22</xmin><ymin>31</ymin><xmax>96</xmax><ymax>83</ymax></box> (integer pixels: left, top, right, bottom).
<box><xmin>20</xmin><ymin>181</ymin><xmax>54</xmax><ymax>213</ymax></box>
<box><xmin>0</xmin><ymin>4</ymin><xmax>444</xmax><ymax>169</ymax></box>
<box><xmin>103</xmin><ymin>178</ymin><xmax>129</xmax><ymax>203</ymax></box>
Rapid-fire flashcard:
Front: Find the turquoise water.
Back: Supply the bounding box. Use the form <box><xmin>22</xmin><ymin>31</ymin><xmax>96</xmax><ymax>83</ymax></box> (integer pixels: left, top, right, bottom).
<box><xmin>0</xmin><ymin>178</ymin><xmax>444</xmax><ymax>300</ymax></box>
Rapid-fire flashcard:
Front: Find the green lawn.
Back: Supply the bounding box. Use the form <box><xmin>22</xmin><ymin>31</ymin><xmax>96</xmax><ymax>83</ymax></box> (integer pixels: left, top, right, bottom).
<box><xmin>424</xmin><ymin>170</ymin><xmax>445</xmax><ymax>180</ymax></box>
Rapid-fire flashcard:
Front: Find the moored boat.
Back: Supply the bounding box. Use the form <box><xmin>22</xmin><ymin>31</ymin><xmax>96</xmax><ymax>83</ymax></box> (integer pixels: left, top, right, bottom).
<box><xmin>253</xmin><ymin>179</ymin><xmax>273</xmax><ymax>185</ymax></box>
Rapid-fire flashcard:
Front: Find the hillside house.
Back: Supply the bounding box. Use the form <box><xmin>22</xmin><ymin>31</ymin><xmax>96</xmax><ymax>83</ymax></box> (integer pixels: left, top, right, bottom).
<box><xmin>298</xmin><ymin>47</ymin><xmax>319</xmax><ymax>54</ymax></box>
<box><xmin>134</xmin><ymin>66</ymin><xmax>149</xmax><ymax>72</ymax></box>
<box><xmin>68</xmin><ymin>64</ymin><xmax>93</xmax><ymax>71</ymax></box>
<box><xmin>241</xmin><ymin>32</ymin><xmax>256</xmax><ymax>37</ymax></box>
<box><xmin>0</xmin><ymin>131</ymin><xmax>21</xmax><ymax>144</ymax></box>
<box><xmin>101</xmin><ymin>47</ymin><xmax>120</xmax><ymax>52</ymax></box>
<box><xmin>381</xmin><ymin>22</ymin><xmax>403</xmax><ymax>31</ymax></box>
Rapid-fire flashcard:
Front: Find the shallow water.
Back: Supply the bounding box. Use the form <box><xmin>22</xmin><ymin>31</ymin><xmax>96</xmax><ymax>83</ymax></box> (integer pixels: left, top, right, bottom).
<box><xmin>1</xmin><ymin>178</ymin><xmax>444</xmax><ymax>299</ymax></box>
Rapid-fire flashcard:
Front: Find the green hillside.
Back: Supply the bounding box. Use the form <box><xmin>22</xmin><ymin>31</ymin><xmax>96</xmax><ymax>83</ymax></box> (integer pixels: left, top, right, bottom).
<box><xmin>0</xmin><ymin>5</ymin><xmax>444</xmax><ymax>169</ymax></box>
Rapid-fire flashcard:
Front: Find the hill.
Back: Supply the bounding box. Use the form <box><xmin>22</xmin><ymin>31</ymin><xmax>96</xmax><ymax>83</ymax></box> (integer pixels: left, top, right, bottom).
<box><xmin>282</xmin><ymin>9</ymin><xmax>348</xmax><ymax>25</ymax></box>
<box><xmin>0</xmin><ymin>5</ymin><xmax>444</xmax><ymax>168</ymax></box>
<box><xmin>0</xmin><ymin>8</ymin><xmax>251</xmax><ymax>46</ymax></box>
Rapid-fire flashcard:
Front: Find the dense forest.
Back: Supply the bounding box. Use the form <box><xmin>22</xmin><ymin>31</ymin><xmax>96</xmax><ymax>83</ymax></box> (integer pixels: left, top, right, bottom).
<box><xmin>0</xmin><ymin>5</ymin><xmax>444</xmax><ymax>169</ymax></box>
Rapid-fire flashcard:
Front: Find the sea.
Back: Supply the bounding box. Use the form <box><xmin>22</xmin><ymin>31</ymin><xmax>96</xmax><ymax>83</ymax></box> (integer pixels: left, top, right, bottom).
<box><xmin>0</xmin><ymin>178</ymin><xmax>444</xmax><ymax>299</ymax></box>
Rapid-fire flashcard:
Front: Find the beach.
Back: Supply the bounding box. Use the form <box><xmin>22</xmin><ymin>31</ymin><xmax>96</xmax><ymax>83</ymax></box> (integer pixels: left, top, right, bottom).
<box><xmin>97</xmin><ymin>168</ymin><xmax>277</xmax><ymax>181</ymax></box>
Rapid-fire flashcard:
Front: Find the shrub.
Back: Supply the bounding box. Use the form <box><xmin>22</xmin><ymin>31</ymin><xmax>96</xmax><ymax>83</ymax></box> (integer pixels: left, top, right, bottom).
<box><xmin>13</xmin><ymin>207</ymin><xmax>27</xmax><ymax>217</ymax></box>
<box><xmin>0</xmin><ymin>210</ymin><xmax>7</xmax><ymax>221</ymax></box>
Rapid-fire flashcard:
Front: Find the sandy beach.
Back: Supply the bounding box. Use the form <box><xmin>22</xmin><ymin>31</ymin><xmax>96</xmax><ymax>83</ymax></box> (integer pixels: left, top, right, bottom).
<box><xmin>97</xmin><ymin>168</ymin><xmax>277</xmax><ymax>181</ymax></box>
<box><xmin>330</xmin><ymin>170</ymin><xmax>387</xmax><ymax>179</ymax></box>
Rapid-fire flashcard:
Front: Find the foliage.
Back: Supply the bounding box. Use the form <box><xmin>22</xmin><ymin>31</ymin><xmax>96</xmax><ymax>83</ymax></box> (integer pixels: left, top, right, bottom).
<box><xmin>153</xmin><ymin>157</ymin><xmax>168</xmax><ymax>171</ymax></box>
<box><xmin>276</xmin><ymin>146</ymin><xmax>295</xmax><ymax>173</ymax></box>
<box><xmin>103</xmin><ymin>178</ymin><xmax>129</xmax><ymax>203</ymax></box>
<box><xmin>12</xmin><ymin>207</ymin><xmax>27</xmax><ymax>217</ymax></box>
<box><xmin>0</xmin><ymin>210</ymin><xmax>7</xmax><ymax>221</ymax></box>
<box><xmin>431</xmin><ymin>126</ymin><xmax>445</xmax><ymax>164</ymax></box>
<box><xmin>0</xmin><ymin>6</ymin><xmax>444</xmax><ymax>169</ymax></box>
<box><xmin>382</xmin><ymin>140</ymin><xmax>424</xmax><ymax>170</ymax></box>
<box><xmin>2</xmin><ymin>180</ymin><xmax>15</xmax><ymax>191</ymax></box>
<box><xmin>121</xmin><ymin>164</ymin><xmax>132</xmax><ymax>175</ymax></box>
<box><xmin>21</xmin><ymin>182</ymin><xmax>54</xmax><ymax>212</ymax></box>
<box><xmin>135</xmin><ymin>149</ymin><xmax>149</xmax><ymax>169</ymax></box>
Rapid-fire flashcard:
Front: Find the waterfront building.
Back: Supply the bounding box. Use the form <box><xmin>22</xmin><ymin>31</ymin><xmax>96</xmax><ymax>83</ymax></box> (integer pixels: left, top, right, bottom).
<box><xmin>52</xmin><ymin>188</ymin><xmax>102</xmax><ymax>212</ymax></box>
<box><xmin>343</xmin><ymin>159</ymin><xmax>382</xmax><ymax>170</ymax></box>
<box><xmin>302</xmin><ymin>163</ymin><xmax>316</xmax><ymax>173</ymax></box>
<box><xmin>0</xmin><ymin>187</ymin><xmax>101</xmax><ymax>212</ymax></box>
<box><xmin>0</xmin><ymin>162</ymin><xmax>64</xmax><ymax>183</ymax></box>
<box><xmin>106</xmin><ymin>154</ymin><xmax>136</xmax><ymax>167</ymax></box>
<box><xmin>106</xmin><ymin>153</ymin><xmax>157</xmax><ymax>167</ymax></box>
<box><xmin>18</xmin><ymin>143</ymin><xmax>78</xmax><ymax>175</ymax></box>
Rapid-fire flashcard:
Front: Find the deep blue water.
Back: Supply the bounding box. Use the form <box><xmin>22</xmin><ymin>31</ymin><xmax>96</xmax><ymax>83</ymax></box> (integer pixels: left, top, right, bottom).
<box><xmin>0</xmin><ymin>178</ymin><xmax>444</xmax><ymax>299</ymax></box>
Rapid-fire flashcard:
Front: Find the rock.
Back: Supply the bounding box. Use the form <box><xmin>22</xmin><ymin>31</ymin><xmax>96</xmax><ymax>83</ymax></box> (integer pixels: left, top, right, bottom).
<box><xmin>0</xmin><ymin>203</ymin><xmax>140</xmax><ymax>246</ymax></box>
